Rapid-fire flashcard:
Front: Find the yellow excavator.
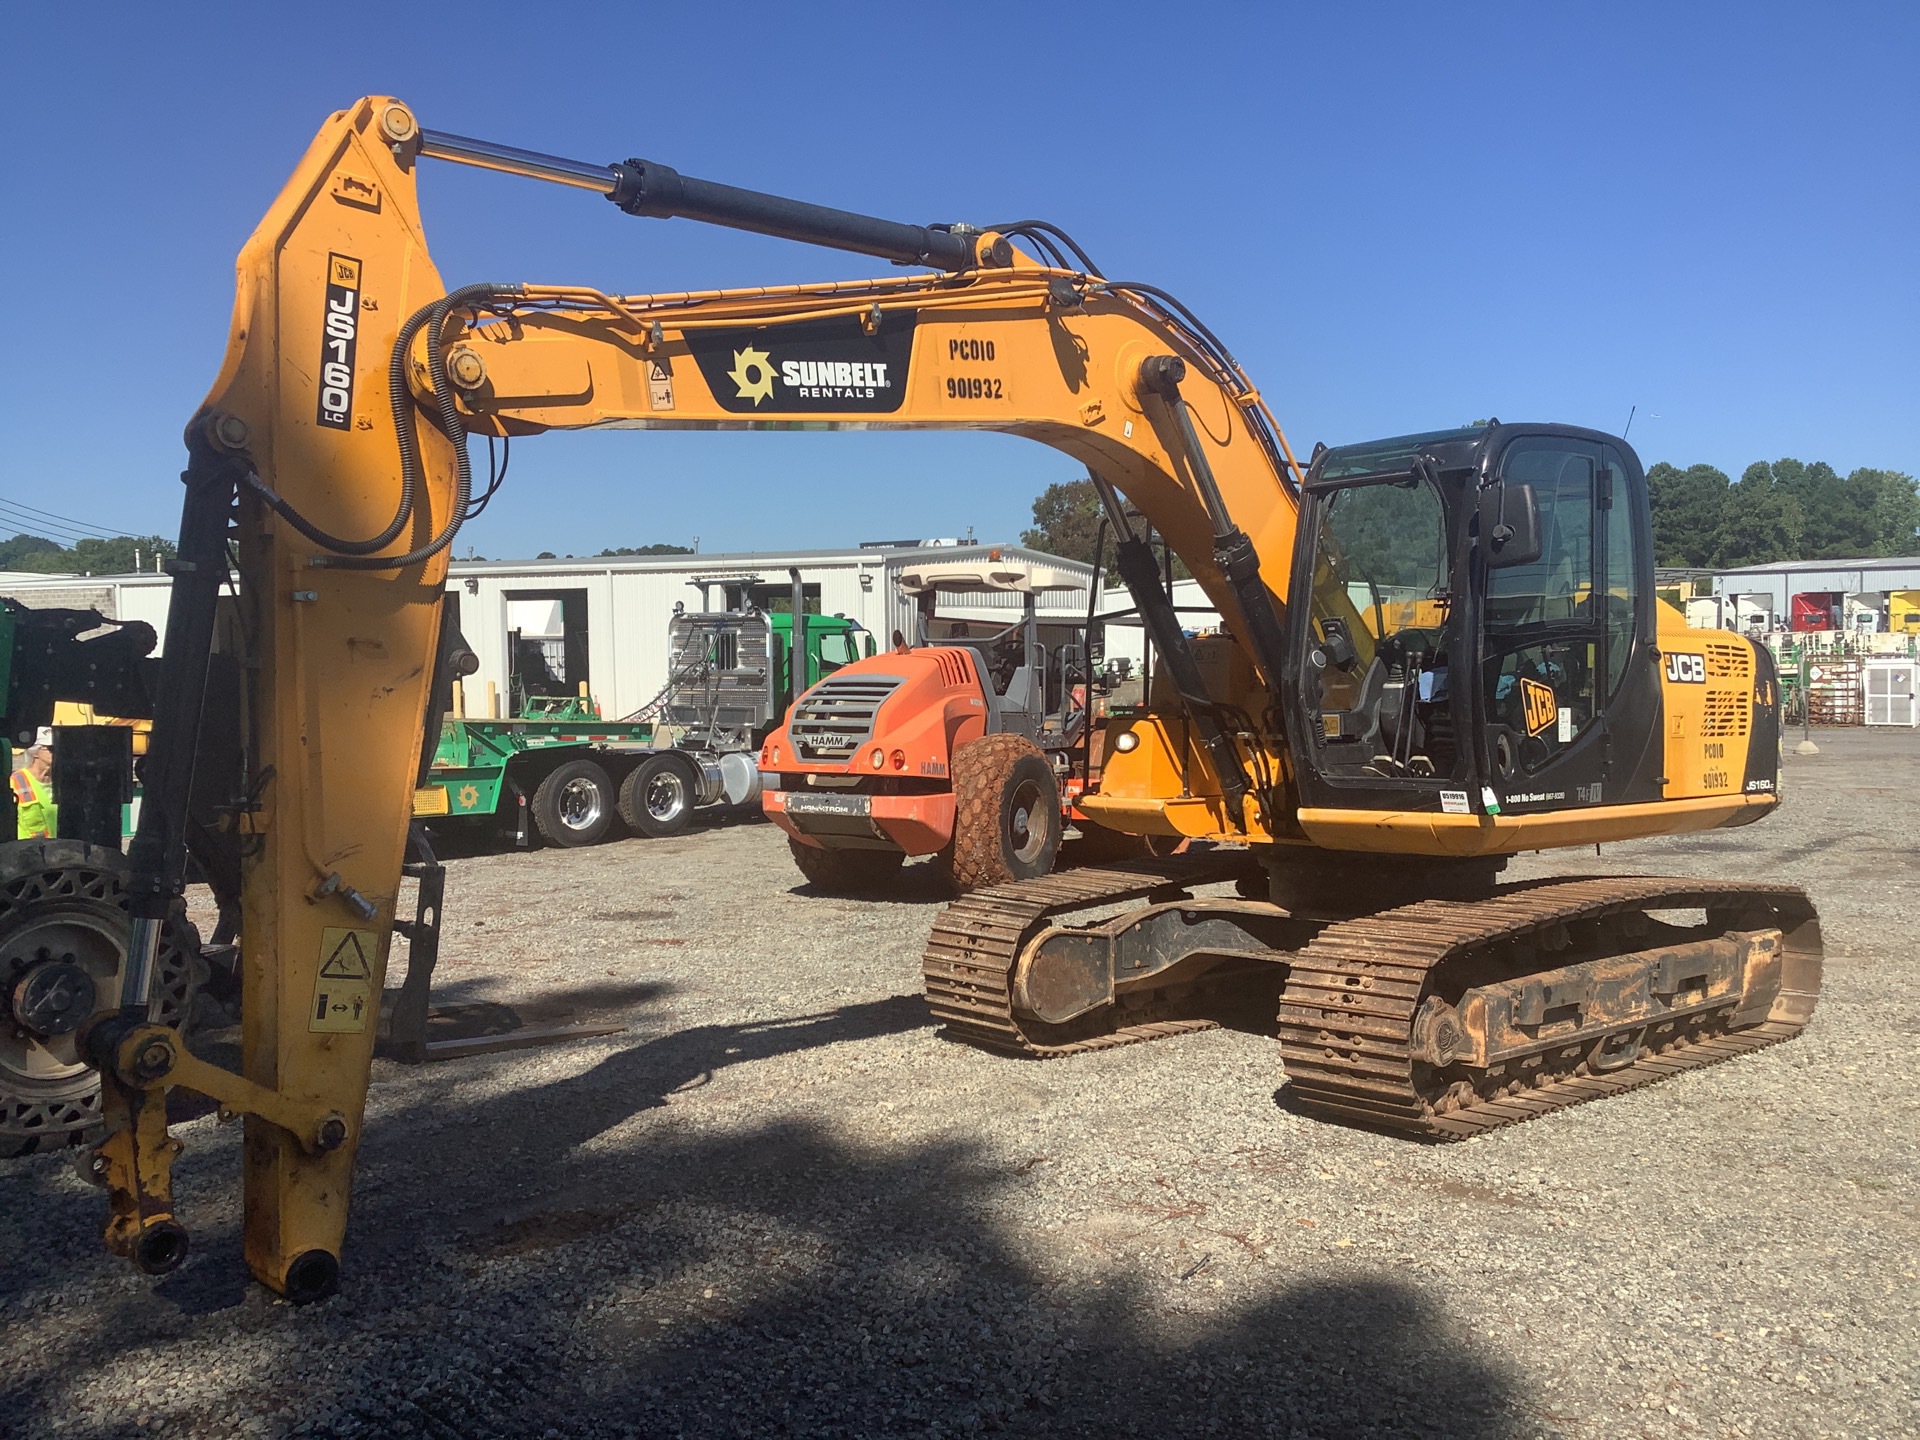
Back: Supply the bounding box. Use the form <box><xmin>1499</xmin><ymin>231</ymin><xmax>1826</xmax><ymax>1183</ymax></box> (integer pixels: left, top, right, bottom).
<box><xmin>63</xmin><ymin>98</ymin><xmax>1818</xmax><ymax>1302</ymax></box>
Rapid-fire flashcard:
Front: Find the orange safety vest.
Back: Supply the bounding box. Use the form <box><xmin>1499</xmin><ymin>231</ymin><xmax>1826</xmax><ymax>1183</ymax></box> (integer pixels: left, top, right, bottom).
<box><xmin>12</xmin><ymin>767</ymin><xmax>53</xmax><ymax>840</ymax></box>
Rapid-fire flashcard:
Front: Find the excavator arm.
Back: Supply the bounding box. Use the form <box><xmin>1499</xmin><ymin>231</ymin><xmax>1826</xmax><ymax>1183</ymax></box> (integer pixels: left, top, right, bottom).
<box><xmin>94</xmin><ymin>97</ymin><xmax>1306</xmax><ymax>1297</ymax></box>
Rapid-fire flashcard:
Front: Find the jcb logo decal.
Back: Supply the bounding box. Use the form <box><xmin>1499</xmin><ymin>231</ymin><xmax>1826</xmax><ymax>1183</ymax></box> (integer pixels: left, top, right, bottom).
<box><xmin>1664</xmin><ymin>653</ymin><xmax>1706</xmax><ymax>684</ymax></box>
<box><xmin>1520</xmin><ymin>678</ymin><xmax>1558</xmax><ymax>737</ymax></box>
<box><xmin>317</xmin><ymin>252</ymin><xmax>361</xmax><ymax>430</ymax></box>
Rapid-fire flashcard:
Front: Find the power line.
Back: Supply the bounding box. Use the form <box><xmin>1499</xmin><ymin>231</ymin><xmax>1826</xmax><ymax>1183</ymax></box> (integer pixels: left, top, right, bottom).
<box><xmin>0</xmin><ymin>494</ymin><xmax>155</xmax><ymax>541</ymax></box>
<box><xmin>0</xmin><ymin>505</ymin><xmax>103</xmax><ymax>547</ymax></box>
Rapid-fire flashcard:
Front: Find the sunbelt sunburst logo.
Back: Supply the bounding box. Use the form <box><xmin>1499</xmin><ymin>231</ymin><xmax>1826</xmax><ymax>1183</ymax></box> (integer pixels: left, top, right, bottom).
<box><xmin>727</xmin><ymin>346</ymin><xmax>777</xmax><ymax>405</ymax></box>
<box><xmin>726</xmin><ymin>344</ymin><xmax>892</xmax><ymax>406</ymax></box>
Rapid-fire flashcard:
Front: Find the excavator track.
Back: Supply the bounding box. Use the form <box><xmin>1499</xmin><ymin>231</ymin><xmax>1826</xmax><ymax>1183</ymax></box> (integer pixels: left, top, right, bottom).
<box><xmin>924</xmin><ymin>866</ymin><xmax>1822</xmax><ymax>1140</ymax></box>
<box><xmin>922</xmin><ymin>851</ymin><xmax>1267</xmax><ymax>1056</ymax></box>
<box><xmin>1276</xmin><ymin>877</ymin><xmax>1822</xmax><ymax>1140</ymax></box>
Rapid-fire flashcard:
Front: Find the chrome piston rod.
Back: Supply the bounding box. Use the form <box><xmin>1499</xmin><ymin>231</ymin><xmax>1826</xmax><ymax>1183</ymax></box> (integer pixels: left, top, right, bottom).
<box><xmin>414</xmin><ymin>126</ymin><xmax>981</xmax><ymax>269</ymax></box>
<box><xmin>417</xmin><ymin>129</ymin><xmax>617</xmax><ymax>193</ymax></box>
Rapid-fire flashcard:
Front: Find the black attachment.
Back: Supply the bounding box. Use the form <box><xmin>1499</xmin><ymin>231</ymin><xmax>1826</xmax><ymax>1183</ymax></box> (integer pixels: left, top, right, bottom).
<box><xmin>52</xmin><ymin>724</ymin><xmax>133</xmax><ymax>850</ymax></box>
<box><xmin>381</xmin><ymin>827</ymin><xmax>446</xmax><ymax>1066</ymax></box>
<box><xmin>0</xmin><ymin>603</ymin><xmax>156</xmax><ymax>734</ymax></box>
<box><xmin>417</xmin><ymin>593</ymin><xmax>480</xmax><ymax>788</ymax></box>
<box><xmin>1091</xmin><ymin>476</ymin><xmax>1251</xmax><ymax>828</ymax></box>
<box><xmin>126</xmin><ymin>434</ymin><xmax>245</xmax><ymax>925</ymax></box>
<box><xmin>607</xmin><ymin>159</ymin><xmax>992</xmax><ymax>270</ymax></box>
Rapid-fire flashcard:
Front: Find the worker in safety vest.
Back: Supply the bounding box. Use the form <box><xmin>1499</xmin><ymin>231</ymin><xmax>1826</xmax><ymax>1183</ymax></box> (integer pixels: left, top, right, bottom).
<box><xmin>12</xmin><ymin>741</ymin><xmax>56</xmax><ymax>840</ymax></box>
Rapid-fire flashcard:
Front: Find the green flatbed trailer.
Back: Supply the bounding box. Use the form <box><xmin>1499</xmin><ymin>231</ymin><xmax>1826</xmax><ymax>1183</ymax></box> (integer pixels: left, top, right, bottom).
<box><xmin>411</xmin><ymin>606</ymin><xmax>871</xmax><ymax>847</ymax></box>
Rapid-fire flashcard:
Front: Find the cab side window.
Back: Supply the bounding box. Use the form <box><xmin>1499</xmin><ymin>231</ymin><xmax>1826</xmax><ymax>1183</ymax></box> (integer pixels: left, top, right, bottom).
<box><xmin>1601</xmin><ymin>445</ymin><xmax>1638</xmax><ymax>699</ymax></box>
<box><xmin>817</xmin><ymin>632</ymin><xmax>857</xmax><ymax>674</ymax></box>
<box><xmin>1482</xmin><ymin>439</ymin><xmax>1604</xmax><ymax>773</ymax></box>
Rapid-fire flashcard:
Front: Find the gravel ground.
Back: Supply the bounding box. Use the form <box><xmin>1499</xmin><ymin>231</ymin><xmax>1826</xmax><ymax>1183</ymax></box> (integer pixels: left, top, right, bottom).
<box><xmin>2</xmin><ymin>729</ymin><xmax>1916</xmax><ymax>1439</ymax></box>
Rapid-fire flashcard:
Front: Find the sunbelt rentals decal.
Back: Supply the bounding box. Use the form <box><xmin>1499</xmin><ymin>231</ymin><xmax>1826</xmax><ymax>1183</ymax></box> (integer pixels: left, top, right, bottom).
<box><xmin>687</xmin><ymin>314</ymin><xmax>917</xmax><ymax>415</ymax></box>
<box><xmin>317</xmin><ymin>254</ymin><xmax>361</xmax><ymax>430</ymax></box>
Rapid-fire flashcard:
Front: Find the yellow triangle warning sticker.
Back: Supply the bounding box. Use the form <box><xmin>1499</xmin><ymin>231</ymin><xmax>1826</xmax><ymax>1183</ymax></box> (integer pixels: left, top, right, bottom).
<box><xmin>320</xmin><ymin>929</ymin><xmax>373</xmax><ymax>980</ymax></box>
<box><xmin>312</xmin><ymin>926</ymin><xmax>379</xmax><ymax>1033</ymax></box>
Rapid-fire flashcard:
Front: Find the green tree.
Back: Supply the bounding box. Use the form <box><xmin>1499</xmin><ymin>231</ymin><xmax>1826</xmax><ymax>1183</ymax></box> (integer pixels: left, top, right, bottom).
<box><xmin>1714</xmin><ymin>463</ymin><xmax>1805</xmax><ymax>567</ymax></box>
<box><xmin>2</xmin><ymin>533</ymin><xmax>176</xmax><ymax>575</ymax></box>
<box><xmin>1021</xmin><ymin>478</ymin><xmax>1104</xmax><ymax>564</ymax></box>
<box><xmin>597</xmin><ymin>543</ymin><xmax>694</xmax><ymax>557</ymax></box>
<box><xmin>1645</xmin><ymin>462</ymin><xmax>1730</xmax><ymax>567</ymax></box>
<box><xmin>1852</xmin><ymin>467</ymin><xmax>1920</xmax><ymax>555</ymax></box>
<box><xmin>0</xmin><ymin>533</ymin><xmax>62</xmax><ymax>569</ymax></box>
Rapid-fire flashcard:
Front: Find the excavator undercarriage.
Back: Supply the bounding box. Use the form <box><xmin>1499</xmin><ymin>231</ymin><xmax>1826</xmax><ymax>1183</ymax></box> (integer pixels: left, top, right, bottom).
<box><xmin>924</xmin><ymin>854</ymin><xmax>1820</xmax><ymax>1139</ymax></box>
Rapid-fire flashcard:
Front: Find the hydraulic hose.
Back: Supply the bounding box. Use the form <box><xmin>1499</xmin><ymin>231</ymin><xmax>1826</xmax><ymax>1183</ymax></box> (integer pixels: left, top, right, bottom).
<box><xmin>309</xmin><ymin>283</ymin><xmax>523</xmax><ymax>571</ymax></box>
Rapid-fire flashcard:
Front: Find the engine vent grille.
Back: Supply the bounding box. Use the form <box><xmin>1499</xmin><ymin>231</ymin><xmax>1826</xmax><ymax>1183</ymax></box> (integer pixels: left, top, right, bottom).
<box><xmin>1701</xmin><ymin>690</ymin><xmax>1750</xmax><ymax>738</ymax></box>
<box><xmin>790</xmin><ymin>675</ymin><xmax>904</xmax><ymax>761</ymax></box>
<box><xmin>934</xmin><ymin>648</ymin><xmax>974</xmax><ymax>690</ymax></box>
<box><xmin>1705</xmin><ymin>642</ymin><xmax>1754</xmax><ymax>681</ymax></box>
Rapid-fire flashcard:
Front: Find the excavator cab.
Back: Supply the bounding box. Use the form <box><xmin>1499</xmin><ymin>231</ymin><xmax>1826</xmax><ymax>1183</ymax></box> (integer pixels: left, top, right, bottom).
<box><xmin>1286</xmin><ymin>423</ymin><xmax>1664</xmax><ymax>821</ymax></box>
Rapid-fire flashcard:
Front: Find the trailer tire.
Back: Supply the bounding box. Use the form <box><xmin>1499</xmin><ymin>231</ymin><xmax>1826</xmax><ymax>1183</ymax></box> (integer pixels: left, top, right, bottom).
<box><xmin>620</xmin><ymin>754</ymin><xmax>695</xmax><ymax>838</ymax></box>
<box><xmin>531</xmin><ymin>759</ymin><xmax>615</xmax><ymax>847</ymax></box>
<box><xmin>785</xmin><ymin>838</ymin><xmax>906</xmax><ymax>893</ymax></box>
<box><xmin>939</xmin><ymin>734</ymin><xmax>1061</xmax><ymax>893</ymax></box>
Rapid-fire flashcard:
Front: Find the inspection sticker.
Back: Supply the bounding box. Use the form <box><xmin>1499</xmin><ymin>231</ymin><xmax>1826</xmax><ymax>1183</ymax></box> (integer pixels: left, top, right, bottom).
<box><xmin>311</xmin><ymin>927</ymin><xmax>378</xmax><ymax>1034</ymax></box>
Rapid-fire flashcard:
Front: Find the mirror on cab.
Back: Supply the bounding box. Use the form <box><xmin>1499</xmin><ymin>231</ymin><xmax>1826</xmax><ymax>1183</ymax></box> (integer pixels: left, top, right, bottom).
<box><xmin>1483</xmin><ymin>482</ymin><xmax>1543</xmax><ymax>569</ymax></box>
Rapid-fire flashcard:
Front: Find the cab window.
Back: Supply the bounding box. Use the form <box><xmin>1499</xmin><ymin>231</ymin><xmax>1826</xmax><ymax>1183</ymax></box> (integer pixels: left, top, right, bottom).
<box><xmin>817</xmin><ymin>631</ymin><xmax>858</xmax><ymax>673</ymax></box>
<box><xmin>1481</xmin><ymin>438</ymin><xmax>1605</xmax><ymax>773</ymax></box>
<box><xmin>1302</xmin><ymin>474</ymin><xmax>1461</xmax><ymax>779</ymax></box>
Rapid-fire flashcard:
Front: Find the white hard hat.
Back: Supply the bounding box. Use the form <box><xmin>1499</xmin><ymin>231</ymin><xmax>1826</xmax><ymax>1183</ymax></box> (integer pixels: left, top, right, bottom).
<box><xmin>34</xmin><ymin>727</ymin><xmax>53</xmax><ymax>748</ymax></box>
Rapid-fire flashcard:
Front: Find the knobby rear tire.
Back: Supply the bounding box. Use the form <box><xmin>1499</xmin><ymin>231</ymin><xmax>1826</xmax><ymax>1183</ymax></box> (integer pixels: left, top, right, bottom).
<box><xmin>939</xmin><ymin>733</ymin><xmax>1061</xmax><ymax>893</ymax></box>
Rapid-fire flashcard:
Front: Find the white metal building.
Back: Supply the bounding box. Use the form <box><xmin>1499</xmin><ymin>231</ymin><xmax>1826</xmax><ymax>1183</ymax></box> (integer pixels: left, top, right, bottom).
<box><xmin>0</xmin><ymin>545</ymin><xmax>1098</xmax><ymax>722</ymax></box>
<box><xmin>1711</xmin><ymin>556</ymin><xmax>1920</xmax><ymax>630</ymax></box>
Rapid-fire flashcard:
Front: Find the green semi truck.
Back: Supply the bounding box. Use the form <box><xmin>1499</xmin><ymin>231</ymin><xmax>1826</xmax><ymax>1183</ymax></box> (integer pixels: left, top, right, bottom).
<box><xmin>412</xmin><ymin>602</ymin><xmax>872</xmax><ymax>847</ymax></box>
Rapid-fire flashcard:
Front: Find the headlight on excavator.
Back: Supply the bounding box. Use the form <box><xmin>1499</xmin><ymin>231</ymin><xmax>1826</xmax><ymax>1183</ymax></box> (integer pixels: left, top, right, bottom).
<box><xmin>1112</xmin><ymin>729</ymin><xmax>1140</xmax><ymax>753</ymax></box>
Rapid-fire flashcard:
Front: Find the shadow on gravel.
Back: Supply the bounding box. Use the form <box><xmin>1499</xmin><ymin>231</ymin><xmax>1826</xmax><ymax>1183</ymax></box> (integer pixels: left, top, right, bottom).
<box><xmin>787</xmin><ymin>863</ymin><xmax>959</xmax><ymax>906</ymax></box>
<box><xmin>376</xmin><ymin>976</ymin><xmax>678</xmax><ymax>1051</ymax></box>
<box><xmin>386</xmin><ymin>1123</ymin><xmax>1537</xmax><ymax>1437</ymax></box>
<box><xmin>1</xmin><ymin>1007</ymin><xmax>1530</xmax><ymax>1439</ymax></box>
<box><xmin>366</xmin><ymin>994</ymin><xmax>937</xmax><ymax>1174</ymax></box>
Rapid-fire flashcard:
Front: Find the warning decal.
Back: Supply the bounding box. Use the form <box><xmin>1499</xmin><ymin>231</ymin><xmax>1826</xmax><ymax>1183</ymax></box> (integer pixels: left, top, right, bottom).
<box><xmin>1520</xmin><ymin>678</ymin><xmax>1558</xmax><ymax>737</ymax></box>
<box><xmin>311</xmin><ymin>927</ymin><xmax>378</xmax><ymax>1034</ymax></box>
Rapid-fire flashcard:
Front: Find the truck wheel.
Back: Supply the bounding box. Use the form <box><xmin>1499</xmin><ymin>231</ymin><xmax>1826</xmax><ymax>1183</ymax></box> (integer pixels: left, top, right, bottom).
<box><xmin>940</xmin><ymin>734</ymin><xmax>1061</xmax><ymax>893</ymax></box>
<box><xmin>1</xmin><ymin>840</ymin><xmax>201</xmax><ymax>1157</ymax></box>
<box><xmin>531</xmin><ymin>759</ymin><xmax>615</xmax><ymax>847</ymax></box>
<box><xmin>620</xmin><ymin>754</ymin><xmax>695</xmax><ymax>838</ymax></box>
<box><xmin>786</xmin><ymin>838</ymin><xmax>906</xmax><ymax>893</ymax></box>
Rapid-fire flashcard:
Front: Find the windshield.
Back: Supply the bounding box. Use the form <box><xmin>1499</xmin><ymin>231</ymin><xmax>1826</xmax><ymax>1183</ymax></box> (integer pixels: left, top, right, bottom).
<box><xmin>1298</xmin><ymin>471</ymin><xmax>1463</xmax><ymax>782</ymax></box>
<box><xmin>1312</xmin><ymin>477</ymin><xmax>1453</xmax><ymax>646</ymax></box>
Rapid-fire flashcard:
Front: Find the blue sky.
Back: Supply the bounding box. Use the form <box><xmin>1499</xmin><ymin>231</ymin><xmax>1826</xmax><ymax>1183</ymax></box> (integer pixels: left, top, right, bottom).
<box><xmin>3</xmin><ymin>2</ymin><xmax>1913</xmax><ymax>560</ymax></box>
